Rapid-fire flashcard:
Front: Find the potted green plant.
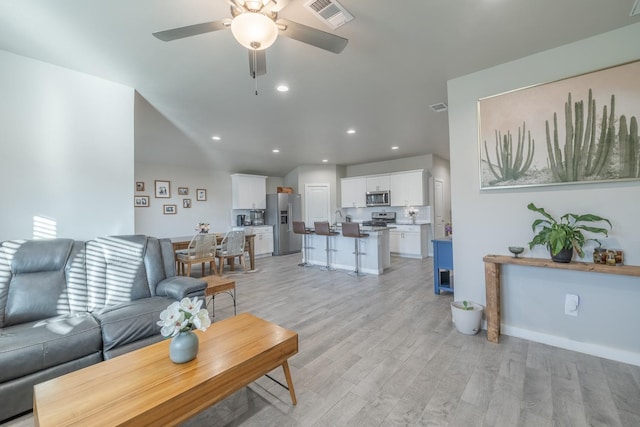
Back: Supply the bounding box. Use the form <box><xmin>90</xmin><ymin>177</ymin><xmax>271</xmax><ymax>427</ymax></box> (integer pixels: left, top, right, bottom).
<box><xmin>450</xmin><ymin>300</ymin><xmax>484</xmax><ymax>335</ymax></box>
<box><xmin>527</xmin><ymin>203</ymin><xmax>612</xmax><ymax>263</ymax></box>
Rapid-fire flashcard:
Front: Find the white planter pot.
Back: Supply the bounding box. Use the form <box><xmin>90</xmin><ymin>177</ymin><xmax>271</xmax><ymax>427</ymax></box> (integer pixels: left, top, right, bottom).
<box><xmin>450</xmin><ymin>301</ymin><xmax>484</xmax><ymax>335</ymax></box>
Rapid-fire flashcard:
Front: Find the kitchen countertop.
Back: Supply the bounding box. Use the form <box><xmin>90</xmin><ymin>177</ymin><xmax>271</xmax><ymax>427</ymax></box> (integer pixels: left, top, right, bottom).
<box><xmin>322</xmin><ymin>225</ymin><xmax>392</xmax><ymax>233</ymax></box>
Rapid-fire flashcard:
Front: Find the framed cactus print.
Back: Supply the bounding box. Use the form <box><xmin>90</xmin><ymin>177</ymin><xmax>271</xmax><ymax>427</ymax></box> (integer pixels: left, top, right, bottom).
<box><xmin>478</xmin><ymin>60</ymin><xmax>640</xmax><ymax>189</ymax></box>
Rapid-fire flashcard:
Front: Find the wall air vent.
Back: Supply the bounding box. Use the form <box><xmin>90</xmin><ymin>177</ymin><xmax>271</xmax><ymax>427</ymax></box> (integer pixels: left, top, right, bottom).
<box><xmin>631</xmin><ymin>0</ymin><xmax>640</xmax><ymax>16</ymax></box>
<box><xmin>304</xmin><ymin>0</ymin><xmax>354</xmax><ymax>30</ymax></box>
<box><xmin>429</xmin><ymin>103</ymin><xmax>448</xmax><ymax>113</ymax></box>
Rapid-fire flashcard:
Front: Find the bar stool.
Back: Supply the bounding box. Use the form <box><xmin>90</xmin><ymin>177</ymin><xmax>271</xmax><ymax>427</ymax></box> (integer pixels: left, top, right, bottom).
<box><xmin>341</xmin><ymin>222</ymin><xmax>369</xmax><ymax>276</ymax></box>
<box><xmin>293</xmin><ymin>221</ymin><xmax>314</xmax><ymax>267</ymax></box>
<box><xmin>313</xmin><ymin>221</ymin><xmax>339</xmax><ymax>270</ymax></box>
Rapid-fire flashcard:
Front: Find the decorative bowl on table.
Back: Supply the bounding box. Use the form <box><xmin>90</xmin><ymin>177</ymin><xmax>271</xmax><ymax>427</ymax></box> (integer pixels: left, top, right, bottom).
<box><xmin>508</xmin><ymin>246</ymin><xmax>525</xmax><ymax>258</ymax></box>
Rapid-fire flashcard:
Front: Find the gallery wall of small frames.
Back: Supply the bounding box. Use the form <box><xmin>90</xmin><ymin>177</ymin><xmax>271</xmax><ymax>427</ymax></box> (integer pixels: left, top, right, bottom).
<box><xmin>135</xmin><ymin>181</ymin><xmax>207</xmax><ymax>214</ymax></box>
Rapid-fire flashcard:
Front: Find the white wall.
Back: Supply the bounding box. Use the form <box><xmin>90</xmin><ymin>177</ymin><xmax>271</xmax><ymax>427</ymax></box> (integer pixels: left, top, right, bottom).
<box><xmin>134</xmin><ymin>162</ymin><xmax>234</xmax><ymax>238</ymax></box>
<box><xmin>447</xmin><ymin>23</ymin><xmax>640</xmax><ymax>365</ymax></box>
<box><xmin>0</xmin><ymin>50</ymin><xmax>134</xmax><ymax>241</ymax></box>
<box><xmin>345</xmin><ymin>154</ymin><xmax>434</xmax><ymax>177</ymax></box>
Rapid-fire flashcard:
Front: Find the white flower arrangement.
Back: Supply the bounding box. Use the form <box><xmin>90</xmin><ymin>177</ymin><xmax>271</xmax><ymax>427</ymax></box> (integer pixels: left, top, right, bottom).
<box><xmin>196</xmin><ymin>222</ymin><xmax>210</xmax><ymax>233</ymax></box>
<box><xmin>404</xmin><ymin>206</ymin><xmax>419</xmax><ymax>218</ymax></box>
<box><xmin>157</xmin><ymin>297</ymin><xmax>211</xmax><ymax>338</ymax></box>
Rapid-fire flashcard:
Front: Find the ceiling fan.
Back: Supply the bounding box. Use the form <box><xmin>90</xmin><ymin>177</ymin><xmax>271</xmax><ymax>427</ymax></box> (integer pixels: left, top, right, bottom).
<box><xmin>152</xmin><ymin>0</ymin><xmax>348</xmax><ymax>78</ymax></box>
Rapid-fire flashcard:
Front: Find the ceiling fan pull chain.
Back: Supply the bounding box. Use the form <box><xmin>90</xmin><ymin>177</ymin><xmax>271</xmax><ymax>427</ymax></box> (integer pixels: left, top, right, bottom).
<box><xmin>253</xmin><ymin>49</ymin><xmax>259</xmax><ymax>95</ymax></box>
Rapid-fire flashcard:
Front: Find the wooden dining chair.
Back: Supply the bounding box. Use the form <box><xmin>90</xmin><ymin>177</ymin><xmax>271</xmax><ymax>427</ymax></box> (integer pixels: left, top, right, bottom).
<box><xmin>175</xmin><ymin>233</ymin><xmax>218</xmax><ymax>277</ymax></box>
<box><xmin>215</xmin><ymin>230</ymin><xmax>247</xmax><ymax>275</ymax></box>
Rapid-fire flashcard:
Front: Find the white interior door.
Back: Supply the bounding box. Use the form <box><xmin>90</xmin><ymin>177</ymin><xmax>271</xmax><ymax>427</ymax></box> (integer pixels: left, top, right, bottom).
<box><xmin>304</xmin><ymin>184</ymin><xmax>330</xmax><ymax>227</ymax></box>
<box><xmin>434</xmin><ymin>179</ymin><xmax>445</xmax><ymax>238</ymax></box>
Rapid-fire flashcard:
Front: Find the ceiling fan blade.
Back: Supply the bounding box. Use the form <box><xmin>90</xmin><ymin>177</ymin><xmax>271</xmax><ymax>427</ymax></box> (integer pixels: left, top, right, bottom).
<box><xmin>152</xmin><ymin>19</ymin><xmax>230</xmax><ymax>42</ymax></box>
<box><xmin>276</xmin><ymin>18</ymin><xmax>348</xmax><ymax>54</ymax></box>
<box><xmin>248</xmin><ymin>49</ymin><xmax>267</xmax><ymax>77</ymax></box>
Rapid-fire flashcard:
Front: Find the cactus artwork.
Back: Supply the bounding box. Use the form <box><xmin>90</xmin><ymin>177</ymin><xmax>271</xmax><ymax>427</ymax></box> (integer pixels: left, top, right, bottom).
<box><xmin>619</xmin><ymin>115</ymin><xmax>640</xmax><ymax>178</ymax></box>
<box><xmin>478</xmin><ymin>60</ymin><xmax>640</xmax><ymax>189</ymax></box>
<box><xmin>483</xmin><ymin>122</ymin><xmax>535</xmax><ymax>182</ymax></box>
<box><xmin>545</xmin><ymin>90</ymin><xmax>616</xmax><ymax>182</ymax></box>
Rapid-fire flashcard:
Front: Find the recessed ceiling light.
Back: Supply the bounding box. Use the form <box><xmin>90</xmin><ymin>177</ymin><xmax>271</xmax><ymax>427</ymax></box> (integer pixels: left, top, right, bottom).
<box><xmin>322</xmin><ymin>159</ymin><xmax>328</xmax><ymax>163</ymax></box>
<box><xmin>272</xmin><ymin>149</ymin><xmax>280</xmax><ymax>153</ymax></box>
<box><xmin>347</xmin><ymin>129</ymin><xmax>356</xmax><ymax>134</ymax></box>
<box><xmin>391</xmin><ymin>146</ymin><xmax>399</xmax><ymax>150</ymax></box>
<box><xmin>276</xmin><ymin>84</ymin><xmax>289</xmax><ymax>92</ymax></box>
<box><xmin>211</xmin><ymin>136</ymin><xmax>221</xmax><ymax>141</ymax></box>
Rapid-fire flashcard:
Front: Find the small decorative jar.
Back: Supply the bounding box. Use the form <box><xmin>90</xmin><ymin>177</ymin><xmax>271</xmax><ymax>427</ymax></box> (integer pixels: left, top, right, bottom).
<box><xmin>593</xmin><ymin>248</ymin><xmax>607</xmax><ymax>264</ymax></box>
<box><xmin>614</xmin><ymin>250</ymin><xmax>624</xmax><ymax>265</ymax></box>
<box><xmin>605</xmin><ymin>250</ymin><xmax>617</xmax><ymax>266</ymax></box>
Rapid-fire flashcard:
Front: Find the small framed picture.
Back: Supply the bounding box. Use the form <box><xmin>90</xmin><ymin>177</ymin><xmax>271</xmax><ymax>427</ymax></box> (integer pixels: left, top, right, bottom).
<box><xmin>134</xmin><ymin>196</ymin><xmax>149</xmax><ymax>207</ymax></box>
<box><xmin>196</xmin><ymin>189</ymin><xmax>207</xmax><ymax>201</ymax></box>
<box><xmin>183</xmin><ymin>199</ymin><xmax>192</xmax><ymax>208</ymax></box>
<box><xmin>163</xmin><ymin>204</ymin><xmax>177</xmax><ymax>215</ymax></box>
<box><xmin>178</xmin><ymin>187</ymin><xmax>189</xmax><ymax>195</ymax></box>
<box><xmin>155</xmin><ymin>180</ymin><xmax>171</xmax><ymax>198</ymax></box>
<box><xmin>136</xmin><ymin>182</ymin><xmax>145</xmax><ymax>192</ymax></box>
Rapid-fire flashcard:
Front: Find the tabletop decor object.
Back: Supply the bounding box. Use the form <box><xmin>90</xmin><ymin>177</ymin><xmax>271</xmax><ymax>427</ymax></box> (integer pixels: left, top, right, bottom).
<box><xmin>508</xmin><ymin>246</ymin><xmax>524</xmax><ymax>258</ymax></box>
<box><xmin>404</xmin><ymin>206</ymin><xmax>418</xmax><ymax>224</ymax></box>
<box><xmin>196</xmin><ymin>222</ymin><xmax>210</xmax><ymax>233</ymax></box>
<box><xmin>158</xmin><ymin>297</ymin><xmax>211</xmax><ymax>363</ymax></box>
<box><xmin>527</xmin><ymin>202</ymin><xmax>612</xmax><ymax>263</ymax></box>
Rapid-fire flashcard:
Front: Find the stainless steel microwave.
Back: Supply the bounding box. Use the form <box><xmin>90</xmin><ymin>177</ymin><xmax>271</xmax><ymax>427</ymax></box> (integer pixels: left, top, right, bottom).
<box><xmin>366</xmin><ymin>191</ymin><xmax>390</xmax><ymax>206</ymax></box>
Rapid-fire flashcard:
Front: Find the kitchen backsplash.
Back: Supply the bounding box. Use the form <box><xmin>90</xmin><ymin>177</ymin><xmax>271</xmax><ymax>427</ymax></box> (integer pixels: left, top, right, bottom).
<box><xmin>339</xmin><ymin>206</ymin><xmax>431</xmax><ymax>224</ymax></box>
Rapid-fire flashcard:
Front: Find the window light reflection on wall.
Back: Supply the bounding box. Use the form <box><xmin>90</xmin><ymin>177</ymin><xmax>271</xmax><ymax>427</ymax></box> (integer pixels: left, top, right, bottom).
<box><xmin>33</xmin><ymin>216</ymin><xmax>57</xmax><ymax>239</ymax></box>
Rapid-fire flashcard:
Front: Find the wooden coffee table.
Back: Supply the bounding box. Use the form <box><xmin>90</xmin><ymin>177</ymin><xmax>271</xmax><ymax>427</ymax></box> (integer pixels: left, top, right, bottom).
<box><xmin>33</xmin><ymin>313</ymin><xmax>298</xmax><ymax>427</ymax></box>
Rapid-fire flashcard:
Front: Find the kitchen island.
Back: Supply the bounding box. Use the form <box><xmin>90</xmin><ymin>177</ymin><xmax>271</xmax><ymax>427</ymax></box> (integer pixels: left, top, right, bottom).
<box><xmin>305</xmin><ymin>226</ymin><xmax>391</xmax><ymax>275</ymax></box>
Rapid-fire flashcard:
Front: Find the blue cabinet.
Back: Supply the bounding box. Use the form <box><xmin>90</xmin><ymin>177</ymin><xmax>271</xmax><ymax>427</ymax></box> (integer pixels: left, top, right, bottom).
<box><xmin>432</xmin><ymin>238</ymin><xmax>453</xmax><ymax>294</ymax></box>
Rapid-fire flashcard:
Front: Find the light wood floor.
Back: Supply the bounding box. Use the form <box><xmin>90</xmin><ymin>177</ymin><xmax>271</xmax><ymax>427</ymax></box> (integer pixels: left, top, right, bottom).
<box><xmin>4</xmin><ymin>254</ymin><xmax>640</xmax><ymax>426</ymax></box>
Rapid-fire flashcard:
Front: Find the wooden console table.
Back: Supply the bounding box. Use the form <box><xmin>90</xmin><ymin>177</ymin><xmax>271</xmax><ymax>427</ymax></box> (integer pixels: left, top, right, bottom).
<box><xmin>483</xmin><ymin>254</ymin><xmax>640</xmax><ymax>343</ymax></box>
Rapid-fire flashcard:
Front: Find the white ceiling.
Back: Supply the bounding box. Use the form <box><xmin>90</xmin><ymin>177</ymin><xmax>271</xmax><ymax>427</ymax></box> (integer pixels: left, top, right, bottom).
<box><xmin>1</xmin><ymin>1</ymin><xmax>638</xmax><ymax>176</ymax></box>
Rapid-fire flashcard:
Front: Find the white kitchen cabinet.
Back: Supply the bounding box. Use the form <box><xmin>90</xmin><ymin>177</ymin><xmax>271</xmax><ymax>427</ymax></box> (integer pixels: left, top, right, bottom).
<box><xmin>341</xmin><ymin>177</ymin><xmax>367</xmax><ymax>208</ymax></box>
<box><xmin>390</xmin><ymin>170</ymin><xmax>425</xmax><ymax>207</ymax></box>
<box><xmin>389</xmin><ymin>224</ymin><xmax>429</xmax><ymax>259</ymax></box>
<box><xmin>252</xmin><ymin>225</ymin><xmax>274</xmax><ymax>256</ymax></box>
<box><xmin>231</xmin><ymin>174</ymin><xmax>267</xmax><ymax>209</ymax></box>
<box><xmin>366</xmin><ymin>175</ymin><xmax>390</xmax><ymax>192</ymax></box>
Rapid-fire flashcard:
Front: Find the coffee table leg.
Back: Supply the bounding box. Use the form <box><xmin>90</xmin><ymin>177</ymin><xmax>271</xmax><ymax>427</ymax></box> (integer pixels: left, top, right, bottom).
<box><xmin>282</xmin><ymin>360</ymin><xmax>297</xmax><ymax>405</ymax></box>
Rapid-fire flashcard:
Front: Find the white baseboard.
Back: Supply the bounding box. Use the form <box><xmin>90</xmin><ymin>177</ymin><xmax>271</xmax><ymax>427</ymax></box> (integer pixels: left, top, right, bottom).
<box><xmin>501</xmin><ymin>324</ymin><xmax>640</xmax><ymax>367</ymax></box>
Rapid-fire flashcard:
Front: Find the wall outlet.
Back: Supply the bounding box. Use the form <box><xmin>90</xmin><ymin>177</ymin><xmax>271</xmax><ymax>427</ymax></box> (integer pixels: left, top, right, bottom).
<box><xmin>565</xmin><ymin>294</ymin><xmax>579</xmax><ymax>316</ymax></box>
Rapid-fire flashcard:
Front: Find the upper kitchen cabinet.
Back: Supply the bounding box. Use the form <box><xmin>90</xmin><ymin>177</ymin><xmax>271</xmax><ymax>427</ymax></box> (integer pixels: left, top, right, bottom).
<box><xmin>366</xmin><ymin>175</ymin><xmax>390</xmax><ymax>192</ymax></box>
<box><xmin>341</xmin><ymin>177</ymin><xmax>367</xmax><ymax>208</ymax></box>
<box><xmin>231</xmin><ymin>173</ymin><xmax>267</xmax><ymax>209</ymax></box>
<box><xmin>390</xmin><ymin>170</ymin><xmax>425</xmax><ymax>207</ymax></box>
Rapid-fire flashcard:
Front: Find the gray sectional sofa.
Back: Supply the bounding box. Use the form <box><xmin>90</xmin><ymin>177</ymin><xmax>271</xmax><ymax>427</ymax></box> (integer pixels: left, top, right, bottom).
<box><xmin>0</xmin><ymin>235</ymin><xmax>206</xmax><ymax>422</ymax></box>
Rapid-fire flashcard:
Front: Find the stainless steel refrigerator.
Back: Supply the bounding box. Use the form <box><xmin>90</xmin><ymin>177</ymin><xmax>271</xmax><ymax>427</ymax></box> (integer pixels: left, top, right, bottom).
<box><xmin>266</xmin><ymin>193</ymin><xmax>302</xmax><ymax>255</ymax></box>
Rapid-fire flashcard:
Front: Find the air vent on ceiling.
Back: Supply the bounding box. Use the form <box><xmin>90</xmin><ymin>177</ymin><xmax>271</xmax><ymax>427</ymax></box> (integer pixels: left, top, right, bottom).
<box><xmin>631</xmin><ymin>0</ymin><xmax>640</xmax><ymax>16</ymax></box>
<box><xmin>304</xmin><ymin>0</ymin><xmax>354</xmax><ymax>30</ymax></box>
<box><xmin>430</xmin><ymin>103</ymin><xmax>448</xmax><ymax>113</ymax></box>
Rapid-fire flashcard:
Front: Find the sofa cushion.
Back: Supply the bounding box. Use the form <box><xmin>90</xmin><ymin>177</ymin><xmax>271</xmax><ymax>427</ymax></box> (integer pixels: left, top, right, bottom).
<box><xmin>0</xmin><ymin>312</ymin><xmax>102</xmax><ymax>383</ymax></box>
<box><xmin>86</xmin><ymin>236</ymin><xmax>151</xmax><ymax>311</ymax></box>
<box><xmin>93</xmin><ymin>296</ymin><xmax>173</xmax><ymax>353</ymax></box>
<box><xmin>1</xmin><ymin>239</ymin><xmax>80</xmax><ymax>327</ymax></box>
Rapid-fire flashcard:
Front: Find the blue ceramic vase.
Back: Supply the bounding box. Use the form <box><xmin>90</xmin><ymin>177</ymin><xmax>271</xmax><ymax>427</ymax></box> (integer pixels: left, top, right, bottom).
<box><xmin>169</xmin><ymin>330</ymin><xmax>199</xmax><ymax>363</ymax></box>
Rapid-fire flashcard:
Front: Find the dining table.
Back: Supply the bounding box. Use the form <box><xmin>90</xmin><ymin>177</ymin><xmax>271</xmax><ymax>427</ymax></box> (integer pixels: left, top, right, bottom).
<box><xmin>171</xmin><ymin>233</ymin><xmax>256</xmax><ymax>274</ymax></box>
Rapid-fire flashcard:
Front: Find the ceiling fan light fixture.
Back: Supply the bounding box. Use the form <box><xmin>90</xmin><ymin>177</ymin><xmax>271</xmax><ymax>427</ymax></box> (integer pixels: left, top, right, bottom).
<box><xmin>231</xmin><ymin>12</ymin><xmax>278</xmax><ymax>50</ymax></box>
